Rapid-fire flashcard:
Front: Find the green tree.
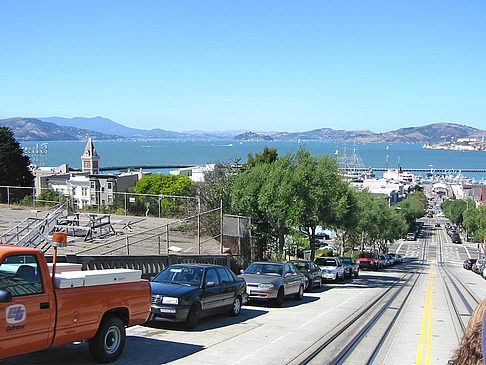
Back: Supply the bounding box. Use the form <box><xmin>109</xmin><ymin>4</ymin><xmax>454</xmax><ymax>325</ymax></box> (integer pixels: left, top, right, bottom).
<box><xmin>37</xmin><ymin>188</ymin><xmax>63</xmax><ymax>206</ymax></box>
<box><xmin>134</xmin><ymin>174</ymin><xmax>196</xmax><ymax>217</ymax></box>
<box><xmin>0</xmin><ymin>127</ymin><xmax>34</xmax><ymax>202</ymax></box>
<box><xmin>442</xmin><ymin>199</ymin><xmax>467</xmax><ymax>226</ymax></box>
<box><xmin>396</xmin><ymin>195</ymin><xmax>425</xmax><ymax>230</ymax></box>
<box><xmin>245</xmin><ymin>147</ymin><xmax>278</xmax><ymax>169</ymax></box>
<box><xmin>291</xmin><ymin>149</ymin><xmax>351</xmax><ymax>259</ymax></box>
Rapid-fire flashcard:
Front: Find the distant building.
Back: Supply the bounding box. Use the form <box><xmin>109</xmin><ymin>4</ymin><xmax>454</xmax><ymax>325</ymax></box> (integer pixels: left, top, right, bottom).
<box><xmin>351</xmin><ymin>178</ymin><xmax>410</xmax><ymax>206</ymax></box>
<box><xmin>170</xmin><ymin>164</ymin><xmax>215</xmax><ymax>182</ymax></box>
<box><xmin>32</xmin><ymin>138</ymin><xmax>142</xmax><ymax>208</ymax></box>
<box><xmin>81</xmin><ymin>138</ymin><xmax>100</xmax><ymax>174</ymax></box>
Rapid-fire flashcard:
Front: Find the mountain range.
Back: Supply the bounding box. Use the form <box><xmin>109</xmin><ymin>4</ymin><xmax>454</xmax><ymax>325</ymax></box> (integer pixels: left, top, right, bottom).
<box><xmin>1</xmin><ymin>116</ymin><xmax>485</xmax><ymax>144</ymax></box>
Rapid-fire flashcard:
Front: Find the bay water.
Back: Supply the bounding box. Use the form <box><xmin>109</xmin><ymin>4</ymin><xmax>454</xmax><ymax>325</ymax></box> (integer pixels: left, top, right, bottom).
<box><xmin>20</xmin><ymin>140</ymin><xmax>486</xmax><ymax>180</ymax></box>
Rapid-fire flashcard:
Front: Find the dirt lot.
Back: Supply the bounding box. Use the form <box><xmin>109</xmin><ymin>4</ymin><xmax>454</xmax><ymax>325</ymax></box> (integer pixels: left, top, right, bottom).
<box><xmin>0</xmin><ymin>205</ymin><xmax>222</xmax><ymax>256</ymax></box>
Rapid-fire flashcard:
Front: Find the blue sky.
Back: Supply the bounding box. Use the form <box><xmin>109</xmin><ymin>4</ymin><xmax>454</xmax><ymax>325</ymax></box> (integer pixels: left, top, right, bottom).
<box><xmin>1</xmin><ymin>1</ymin><xmax>485</xmax><ymax>133</ymax></box>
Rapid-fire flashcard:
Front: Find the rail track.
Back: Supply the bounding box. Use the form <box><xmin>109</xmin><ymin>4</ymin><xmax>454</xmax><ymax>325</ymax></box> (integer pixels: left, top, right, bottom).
<box><xmin>293</xmin><ymin>220</ymin><xmax>480</xmax><ymax>365</ymax></box>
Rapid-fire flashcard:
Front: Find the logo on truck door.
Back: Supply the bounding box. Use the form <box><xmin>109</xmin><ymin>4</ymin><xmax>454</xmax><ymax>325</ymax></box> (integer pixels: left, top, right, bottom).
<box><xmin>6</xmin><ymin>304</ymin><xmax>26</xmax><ymax>324</ymax></box>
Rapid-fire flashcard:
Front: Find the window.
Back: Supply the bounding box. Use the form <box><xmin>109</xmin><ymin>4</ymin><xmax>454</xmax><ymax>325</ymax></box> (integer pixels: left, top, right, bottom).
<box><xmin>216</xmin><ymin>267</ymin><xmax>233</xmax><ymax>285</ymax></box>
<box><xmin>90</xmin><ymin>182</ymin><xmax>95</xmax><ymax>189</ymax></box>
<box><xmin>205</xmin><ymin>269</ymin><xmax>220</xmax><ymax>286</ymax></box>
<box><xmin>284</xmin><ymin>264</ymin><xmax>292</xmax><ymax>275</ymax></box>
<box><xmin>82</xmin><ymin>187</ymin><xmax>88</xmax><ymax>196</ymax></box>
<box><xmin>0</xmin><ymin>255</ymin><xmax>43</xmax><ymax>296</ymax></box>
<box><xmin>107</xmin><ymin>182</ymin><xmax>113</xmax><ymax>190</ymax></box>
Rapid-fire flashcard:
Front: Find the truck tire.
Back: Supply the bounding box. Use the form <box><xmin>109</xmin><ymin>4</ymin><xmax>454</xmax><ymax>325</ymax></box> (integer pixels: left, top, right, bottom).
<box><xmin>186</xmin><ymin>302</ymin><xmax>201</xmax><ymax>329</ymax></box>
<box><xmin>89</xmin><ymin>316</ymin><xmax>126</xmax><ymax>363</ymax></box>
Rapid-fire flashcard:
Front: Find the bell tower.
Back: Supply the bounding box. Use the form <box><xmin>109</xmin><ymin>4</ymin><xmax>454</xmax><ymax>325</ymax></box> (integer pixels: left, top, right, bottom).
<box><xmin>81</xmin><ymin>138</ymin><xmax>100</xmax><ymax>174</ymax></box>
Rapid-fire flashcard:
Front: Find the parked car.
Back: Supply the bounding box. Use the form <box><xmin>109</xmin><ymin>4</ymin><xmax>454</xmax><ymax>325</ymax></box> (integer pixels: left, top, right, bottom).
<box><xmin>239</xmin><ymin>262</ymin><xmax>305</xmax><ymax>307</ymax></box>
<box><xmin>474</xmin><ymin>259</ymin><xmax>486</xmax><ymax>275</ymax></box>
<box><xmin>357</xmin><ymin>252</ymin><xmax>380</xmax><ymax>270</ymax></box>
<box><xmin>451</xmin><ymin>233</ymin><xmax>461</xmax><ymax>244</ymax></box>
<box><xmin>337</xmin><ymin>256</ymin><xmax>359</xmax><ymax>278</ymax></box>
<box><xmin>393</xmin><ymin>253</ymin><xmax>403</xmax><ymax>264</ymax></box>
<box><xmin>290</xmin><ymin>260</ymin><xmax>322</xmax><ymax>290</ymax></box>
<box><xmin>150</xmin><ymin>264</ymin><xmax>248</xmax><ymax>328</ymax></box>
<box><xmin>385</xmin><ymin>254</ymin><xmax>396</xmax><ymax>265</ymax></box>
<box><xmin>463</xmin><ymin>258</ymin><xmax>477</xmax><ymax>270</ymax></box>
<box><xmin>314</xmin><ymin>257</ymin><xmax>345</xmax><ymax>282</ymax></box>
<box><xmin>378</xmin><ymin>254</ymin><xmax>390</xmax><ymax>268</ymax></box>
<box><xmin>406</xmin><ymin>232</ymin><xmax>416</xmax><ymax>241</ymax></box>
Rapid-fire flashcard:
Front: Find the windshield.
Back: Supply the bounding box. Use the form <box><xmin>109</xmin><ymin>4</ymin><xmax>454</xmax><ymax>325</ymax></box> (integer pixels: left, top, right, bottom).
<box><xmin>153</xmin><ymin>266</ymin><xmax>204</xmax><ymax>286</ymax></box>
<box><xmin>315</xmin><ymin>258</ymin><xmax>336</xmax><ymax>266</ymax></box>
<box><xmin>244</xmin><ymin>263</ymin><xmax>283</xmax><ymax>276</ymax></box>
<box><xmin>359</xmin><ymin>253</ymin><xmax>375</xmax><ymax>259</ymax></box>
<box><xmin>292</xmin><ymin>262</ymin><xmax>310</xmax><ymax>271</ymax></box>
<box><xmin>340</xmin><ymin>258</ymin><xmax>351</xmax><ymax>264</ymax></box>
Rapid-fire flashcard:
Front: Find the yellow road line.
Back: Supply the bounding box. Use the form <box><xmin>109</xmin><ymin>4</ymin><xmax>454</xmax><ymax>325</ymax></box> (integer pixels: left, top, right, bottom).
<box><xmin>416</xmin><ymin>264</ymin><xmax>434</xmax><ymax>365</ymax></box>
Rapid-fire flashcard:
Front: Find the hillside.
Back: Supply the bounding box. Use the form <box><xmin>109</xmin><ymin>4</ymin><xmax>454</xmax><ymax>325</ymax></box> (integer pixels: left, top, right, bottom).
<box><xmin>0</xmin><ymin>118</ymin><xmax>120</xmax><ymax>141</ymax></box>
<box><xmin>2</xmin><ymin>117</ymin><xmax>485</xmax><ymax>144</ymax></box>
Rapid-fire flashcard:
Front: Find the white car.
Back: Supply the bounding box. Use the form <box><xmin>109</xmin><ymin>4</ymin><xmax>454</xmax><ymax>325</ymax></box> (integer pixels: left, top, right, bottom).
<box><xmin>314</xmin><ymin>257</ymin><xmax>345</xmax><ymax>282</ymax></box>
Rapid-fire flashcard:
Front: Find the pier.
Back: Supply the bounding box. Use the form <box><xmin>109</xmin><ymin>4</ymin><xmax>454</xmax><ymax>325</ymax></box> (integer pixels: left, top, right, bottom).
<box><xmin>100</xmin><ymin>165</ymin><xmax>486</xmax><ymax>174</ymax></box>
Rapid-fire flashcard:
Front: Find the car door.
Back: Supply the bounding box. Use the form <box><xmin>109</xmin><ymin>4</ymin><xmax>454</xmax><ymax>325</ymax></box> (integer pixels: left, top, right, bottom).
<box><xmin>216</xmin><ymin>267</ymin><xmax>235</xmax><ymax>307</ymax></box>
<box><xmin>200</xmin><ymin>268</ymin><xmax>224</xmax><ymax>311</ymax></box>
<box><xmin>284</xmin><ymin>264</ymin><xmax>300</xmax><ymax>294</ymax></box>
<box><xmin>0</xmin><ymin>254</ymin><xmax>54</xmax><ymax>358</ymax></box>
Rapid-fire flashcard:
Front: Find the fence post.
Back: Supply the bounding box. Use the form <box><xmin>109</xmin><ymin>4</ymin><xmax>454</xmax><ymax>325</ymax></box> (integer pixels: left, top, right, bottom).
<box><xmin>7</xmin><ymin>186</ymin><xmax>10</xmax><ymax>206</ymax></box>
<box><xmin>220</xmin><ymin>200</ymin><xmax>223</xmax><ymax>254</ymax></box>
<box><xmin>198</xmin><ymin>213</ymin><xmax>201</xmax><ymax>255</ymax></box>
<box><xmin>124</xmin><ymin>192</ymin><xmax>127</xmax><ymax>216</ymax></box>
<box><xmin>126</xmin><ymin>236</ymin><xmax>130</xmax><ymax>255</ymax></box>
<box><xmin>158</xmin><ymin>195</ymin><xmax>161</xmax><ymax>218</ymax></box>
<box><xmin>158</xmin><ymin>235</ymin><xmax>161</xmax><ymax>255</ymax></box>
<box><xmin>166</xmin><ymin>224</ymin><xmax>169</xmax><ymax>253</ymax></box>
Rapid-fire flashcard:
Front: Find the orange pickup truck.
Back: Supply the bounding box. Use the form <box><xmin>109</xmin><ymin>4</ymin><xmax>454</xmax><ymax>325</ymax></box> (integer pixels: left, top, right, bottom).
<box><xmin>0</xmin><ymin>245</ymin><xmax>151</xmax><ymax>363</ymax></box>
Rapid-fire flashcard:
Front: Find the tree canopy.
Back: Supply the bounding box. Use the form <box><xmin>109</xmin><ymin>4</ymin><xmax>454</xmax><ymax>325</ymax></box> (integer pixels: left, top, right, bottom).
<box><xmin>0</xmin><ymin>127</ymin><xmax>34</xmax><ymax>202</ymax></box>
<box><xmin>134</xmin><ymin>174</ymin><xmax>195</xmax><ymax>196</ymax></box>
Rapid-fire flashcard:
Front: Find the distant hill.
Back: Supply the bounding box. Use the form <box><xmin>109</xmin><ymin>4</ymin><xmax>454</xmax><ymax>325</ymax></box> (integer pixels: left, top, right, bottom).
<box><xmin>0</xmin><ymin>117</ymin><xmax>120</xmax><ymax>141</ymax></box>
<box><xmin>2</xmin><ymin>117</ymin><xmax>485</xmax><ymax>144</ymax></box>
<box><xmin>237</xmin><ymin>122</ymin><xmax>486</xmax><ymax>144</ymax></box>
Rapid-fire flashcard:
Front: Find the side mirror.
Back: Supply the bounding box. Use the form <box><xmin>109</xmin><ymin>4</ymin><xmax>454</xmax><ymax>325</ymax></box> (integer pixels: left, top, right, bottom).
<box><xmin>0</xmin><ymin>289</ymin><xmax>12</xmax><ymax>303</ymax></box>
<box><xmin>205</xmin><ymin>281</ymin><xmax>216</xmax><ymax>288</ymax></box>
<box><xmin>285</xmin><ymin>273</ymin><xmax>292</xmax><ymax>277</ymax></box>
<box><xmin>240</xmin><ymin>269</ymin><xmax>244</xmax><ymax>274</ymax></box>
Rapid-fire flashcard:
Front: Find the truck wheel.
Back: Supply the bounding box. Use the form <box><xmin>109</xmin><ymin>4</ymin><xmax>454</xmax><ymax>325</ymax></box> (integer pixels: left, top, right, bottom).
<box><xmin>229</xmin><ymin>296</ymin><xmax>242</xmax><ymax>316</ymax></box>
<box><xmin>89</xmin><ymin>316</ymin><xmax>126</xmax><ymax>363</ymax></box>
<box><xmin>185</xmin><ymin>302</ymin><xmax>201</xmax><ymax>329</ymax></box>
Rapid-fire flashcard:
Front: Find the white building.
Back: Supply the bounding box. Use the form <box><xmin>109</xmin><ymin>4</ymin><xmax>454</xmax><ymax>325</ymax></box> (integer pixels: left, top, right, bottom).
<box><xmin>170</xmin><ymin>164</ymin><xmax>215</xmax><ymax>182</ymax></box>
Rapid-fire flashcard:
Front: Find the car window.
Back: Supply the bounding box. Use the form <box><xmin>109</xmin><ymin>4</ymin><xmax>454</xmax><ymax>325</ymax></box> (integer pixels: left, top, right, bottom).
<box><xmin>0</xmin><ymin>254</ymin><xmax>43</xmax><ymax>297</ymax></box>
<box><xmin>245</xmin><ymin>263</ymin><xmax>283</xmax><ymax>276</ymax></box>
<box><xmin>205</xmin><ymin>268</ymin><xmax>221</xmax><ymax>286</ymax></box>
<box><xmin>154</xmin><ymin>266</ymin><xmax>204</xmax><ymax>286</ymax></box>
<box><xmin>284</xmin><ymin>264</ymin><xmax>292</xmax><ymax>275</ymax></box>
<box><xmin>315</xmin><ymin>258</ymin><xmax>337</xmax><ymax>266</ymax></box>
<box><xmin>292</xmin><ymin>262</ymin><xmax>309</xmax><ymax>271</ymax></box>
<box><xmin>289</xmin><ymin>263</ymin><xmax>299</xmax><ymax>275</ymax></box>
<box><xmin>216</xmin><ymin>267</ymin><xmax>233</xmax><ymax>285</ymax></box>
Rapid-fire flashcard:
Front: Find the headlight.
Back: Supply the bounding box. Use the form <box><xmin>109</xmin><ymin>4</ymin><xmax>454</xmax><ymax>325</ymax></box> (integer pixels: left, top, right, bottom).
<box><xmin>162</xmin><ymin>296</ymin><xmax>179</xmax><ymax>305</ymax></box>
<box><xmin>258</xmin><ymin>283</ymin><xmax>275</xmax><ymax>289</ymax></box>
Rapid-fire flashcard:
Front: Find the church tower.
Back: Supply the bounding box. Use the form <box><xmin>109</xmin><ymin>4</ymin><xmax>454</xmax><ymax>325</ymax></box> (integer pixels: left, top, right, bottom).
<box><xmin>81</xmin><ymin>138</ymin><xmax>100</xmax><ymax>174</ymax></box>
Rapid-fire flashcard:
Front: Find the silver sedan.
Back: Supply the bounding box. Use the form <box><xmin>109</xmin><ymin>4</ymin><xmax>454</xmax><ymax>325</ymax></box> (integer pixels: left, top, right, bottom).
<box><xmin>239</xmin><ymin>262</ymin><xmax>305</xmax><ymax>306</ymax></box>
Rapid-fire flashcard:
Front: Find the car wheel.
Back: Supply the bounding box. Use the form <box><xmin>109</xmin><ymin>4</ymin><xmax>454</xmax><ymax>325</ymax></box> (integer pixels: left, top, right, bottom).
<box><xmin>295</xmin><ymin>284</ymin><xmax>304</xmax><ymax>300</ymax></box>
<box><xmin>89</xmin><ymin>316</ymin><xmax>126</xmax><ymax>363</ymax></box>
<box><xmin>185</xmin><ymin>302</ymin><xmax>201</xmax><ymax>329</ymax></box>
<box><xmin>317</xmin><ymin>278</ymin><xmax>322</xmax><ymax>288</ymax></box>
<box><xmin>354</xmin><ymin>271</ymin><xmax>359</xmax><ymax>278</ymax></box>
<box><xmin>229</xmin><ymin>296</ymin><xmax>242</xmax><ymax>317</ymax></box>
<box><xmin>146</xmin><ymin>312</ymin><xmax>155</xmax><ymax>322</ymax></box>
<box><xmin>275</xmin><ymin>287</ymin><xmax>284</xmax><ymax>307</ymax></box>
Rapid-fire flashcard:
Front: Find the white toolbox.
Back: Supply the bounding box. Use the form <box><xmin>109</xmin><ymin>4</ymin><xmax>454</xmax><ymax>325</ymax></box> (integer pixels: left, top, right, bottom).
<box><xmin>48</xmin><ymin>263</ymin><xmax>83</xmax><ymax>275</ymax></box>
<box><xmin>54</xmin><ymin>272</ymin><xmax>85</xmax><ymax>289</ymax></box>
<box><xmin>83</xmin><ymin>269</ymin><xmax>142</xmax><ymax>286</ymax></box>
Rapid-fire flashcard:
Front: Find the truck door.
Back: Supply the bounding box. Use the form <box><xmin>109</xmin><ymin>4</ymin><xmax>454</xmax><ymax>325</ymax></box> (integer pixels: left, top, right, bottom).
<box><xmin>0</xmin><ymin>254</ymin><xmax>54</xmax><ymax>358</ymax></box>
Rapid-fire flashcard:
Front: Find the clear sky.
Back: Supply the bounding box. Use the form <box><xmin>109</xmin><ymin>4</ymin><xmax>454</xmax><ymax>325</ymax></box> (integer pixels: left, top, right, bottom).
<box><xmin>1</xmin><ymin>1</ymin><xmax>485</xmax><ymax>133</ymax></box>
